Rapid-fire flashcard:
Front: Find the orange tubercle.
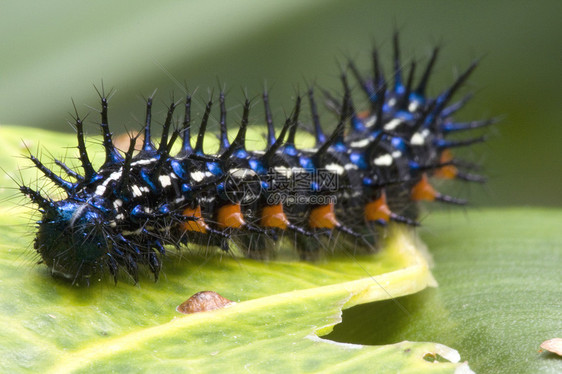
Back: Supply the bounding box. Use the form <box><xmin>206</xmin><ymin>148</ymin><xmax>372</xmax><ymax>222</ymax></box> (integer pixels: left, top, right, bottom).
<box><xmin>217</xmin><ymin>203</ymin><xmax>245</xmax><ymax>229</ymax></box>
<box><xmin>365</xmin><ymin>191</ymin><xmax>392</xmax><ymax>222</ymax></box>
<box><xmin>434</xmin><ymin>149</ymin><xmax>458</xmax><ymax>179</ymax></box>
<box><xmin>309</xmin><ymin>203</ymin><xmax>340</xmax><ymax>229</ymax></box>
<box><xmin>260</xmin><ymin>204</ymin><xmax>289</xmax><ymax>230</ymax></box>
<box><xmin>357</xmin><ymin>110</ymin><xmax>370</xmax><ymax>119</ymax></box>
<box><xmin>434</xmin><ymin>164</ymin><xmax>458</xmax><ymax>179</ymax></box>
<box><xmin>411</xmin><ymin>173</ymin><xmax>438</xmax><ymax>201</ymax></box>
<box><xmin>181</xmin><ymin>205</ymin><xmax>208</xmax><ymax>233</ymax></box>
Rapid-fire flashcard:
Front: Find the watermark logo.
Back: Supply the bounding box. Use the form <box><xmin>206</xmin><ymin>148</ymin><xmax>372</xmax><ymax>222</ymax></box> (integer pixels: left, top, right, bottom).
<box><xmin>224</xmin><ymin>167</ymin><xmax>339</xmax><ymax>206</ymax></box>
<box><xmin>224</xmin><ymin>168</ymin><xmax>262</xmax><ymax>205</ymax></box>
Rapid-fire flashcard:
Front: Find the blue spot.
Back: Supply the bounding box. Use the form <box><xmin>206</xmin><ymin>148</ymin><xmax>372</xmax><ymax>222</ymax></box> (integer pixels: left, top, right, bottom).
<box><xmin>441</xmin><ymin>122</ymin><xmax>456</xmax><ymax>133</ymax></box>
<box><xmin>249</xmin><ymin>159</ymin><xmax>266</xmax><ymax>174</ymax></box>
<box><xmin>139</xmin><ymin>169</ymin><xmax>157</xmax><ymax>192</ymax></box>
<box><xmin>371</xmin><ymin>129</ymin><xmax>382</xmax><ymax>139</ymax></box>
<box><xmin>396</xmin><ymin>110</ymin><xmax>414</xmax><ymax>122</ymax></box>
<box><xmin>333</xmin><ymin>142</ymin><xmax>347</xmax><ymax>153</ymax></box>
<box><xmin>181</xmin><ymin>183</ymin><xmax>193</xmax><ymax>199</ymax></box>
<box><xmin>181</xmin><ymin>183</ymin><xmax>192</xmax><ymax>193</ymax></box>
<box><xmin>310</xmin><ymin>181</ymin><xmax>319</xmax><ymax>191</ymax></box>
<box><xmin>235</xmin><ymin>149</ymin><xmax>248</xmax><ymax>158</ymax></box>
<box><xmin>131</xmin><ymin>205</ymin><xmax>144</xmax><ymax>218</ymax></box>
<box><xmin>351</xmin><ymin>115</ymin><xmax>365</xmax><ymax>132</ymax></box>
<box><xmin>171</xmin><ymin>160</ymin><xmax>186</xmax><ymax>179</ymax></box>
<box><xmin>299</xmin><ymin>156</ymin><xmax>315</xmax><ymax>170</ymax></box>
<box><xmin>89</xmin><ymin>202</ymin><xmax>109</xmax><ymax>213</ymax></box>
<box><xmin>207</xmin><ymin>161</ymin><xmax>222</xmax><ymax>175</ymax></box>
<box><xmin>216</xmin><ymin>182</ymin><xmax>227</xmax><ymax>200</ymax></box>
<box><xmin>159</xmin><ymin>205</ymin><xmax>170</xmax><ymax>214</ymax></box>
<box><xmin>283</xmin><ymin>145</ymin><xmax>298</xmax><ymax>156</ymax></box>
<box><xmin>88</xmin><ymin>174</ymin><xmax>104</xmax><ymax>184</ymax></box>
<box><xmin>350</xmin><ymin>152</ymin><xmax>368</xmax><ymax>170</ymax></box>
<box><xmin>409</xmin><ymin>161</ymin><xmax>420</xmax><ymax>170</ymax></box>
<box><xmin>391</xmin><ymin>137</ymin><xmax>407</xmax><ymax>152</ymax></box>
<box><xmin>434</xmin><ymin>139</ymin><xmax>448</xmax><ymax>149</ymax></box>
<box><xmin>409</xmin><ymin>92</ymin><xmax>425</xmax><ymax>105</ymax></box>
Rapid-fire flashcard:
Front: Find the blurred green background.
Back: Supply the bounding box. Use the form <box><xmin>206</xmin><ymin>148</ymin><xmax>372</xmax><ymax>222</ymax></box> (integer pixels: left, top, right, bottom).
<box><xmin>0</xmin><ymin>0</ymin><xmax>560</xmax><ymax>206</ymax></box>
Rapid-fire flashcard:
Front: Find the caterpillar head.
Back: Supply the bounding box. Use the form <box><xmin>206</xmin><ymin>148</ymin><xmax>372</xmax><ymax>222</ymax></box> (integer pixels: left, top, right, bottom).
<box><xmin>21</xmin><ymin>187</ymin><xmax>110</xmax><ymax>282</ymax></box>
<box><xmin>36</xmin><ymin>200</ymin><xmax>107</xmax><ymax>280</ymax></box>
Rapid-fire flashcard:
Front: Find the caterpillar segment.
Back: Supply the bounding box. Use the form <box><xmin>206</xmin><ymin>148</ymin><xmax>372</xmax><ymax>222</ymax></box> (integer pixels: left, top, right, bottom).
<box><xmin>21</xmin><ymin>35</ymin><xmax>492</xmax><ymax>284</ymax></box>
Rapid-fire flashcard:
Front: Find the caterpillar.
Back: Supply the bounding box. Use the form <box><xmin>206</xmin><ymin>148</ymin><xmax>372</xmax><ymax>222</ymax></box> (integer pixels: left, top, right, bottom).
<box><xmin>20</xmin><ymin>34</ymin><xmax>493</xmax><ymax>285</ymax></box>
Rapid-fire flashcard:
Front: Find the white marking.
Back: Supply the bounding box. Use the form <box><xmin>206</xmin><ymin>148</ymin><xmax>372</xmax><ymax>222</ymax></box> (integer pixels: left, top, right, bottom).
<box><xmin>96</xmin><ymin>170</ymin><xmax>123</xmax><ymax>195</ymax></box>
<box><xmin>384</xmin><ymin>118</ymin><xmax>403</xmax><ymax>131</ymax></box>
<box><xmin>388</xmin><ymin>98</ymin><xmax>397</xmax><ymax>107</ymax></box>
<box><xmin>159</xmin><ymin>175</ymin><xmax>172</xmax><ymax>188</ymax></box>
<box><xmin>175</xmin><ymin>197</ymin><xmax>185</xmax><ymax>204</ymax></box>
<box><xmin>191</xmin><ymin>171</ymin><xmax>204</xmax><ymax>182</ymax></box>
<box><xmin>113</xmin><ymin>199</ymin><xmax>123</xmax><ymax>208</ymax></box>
<box><xmin>408</xmin><ymin>101</ymin><xmax>420</xmax><ymax>112</ymax></box>
<box><xmin>69</xmin><ymin>203</ymin><xmax>89</xmax><ymax>228</ymax></box>
<box><xmin>144</xmin><ymin>207</ymin><xmax>152</xmax><ymax>214</ymax></box>
<box><xmin>109</xmin><ymin>221</ymin><xmax>117</xmax><ymax>228</ymax></box>
<box><xmin>131</xmin><ymin>185</ymin><xmax>142</xmax><ymax>197</ymax></box>
<box><xmin>374</xmin><ymin>154</ymin><xmax>393</xmax><ymax>166</ymax></box>
<box><xmin>411</xmin><ymin>129</ymin><xmax>430</xmax><ymax>146</ymax></box>
<box><xmin>411</xmin><ymin>132</ymin><xmax>425</xmax><ymax>145</ymax></box>
<box><xmin>350</xmin><ymin>139</ymin><xmax>370</xmax><ymax>148</ymax></box>
<box><xmin>391</xmin><ymin>151</ymin><xmax>402</xmax><ymax>158</ymax></box>
<box><xmin>116</xmin><ymin>214</ymin><xmax>125</xmax><ymax>220</ymax></box>
<box><xmin>198</xmin><ymin>196</ymin><xmax>215</xmax><ymax>203</ymax></box>
<box><xmin>365</xmin><ymin>116</ymin><xmax>376</xmax><ymax>128</ymax></box>
<box><xmin>273</xmin><ymin>166</ymin><xmax>292</xmax><ymax>177</ymax></box>
<box><xmin>140</xmin><ymin>186</ymin><xmax>150</xmax><ymax>193</ymax></box>
<box><xmin>325</xmin><ymin>163</ymin><xmax>344</xmax><ymax>175</ymax></box>
<box><xmin>102</xmin><ymin>171</ymin><xmax>122</xmax><ymax>187</ymax></box>
<box><xmin>229</xmin><ymin>168</ymin><xmax>253</xmax><ymax>179</ymax></box>
<box><xmin>95</xmin><ymin>185</ymin><xmax>106</xmax><ymax>196</ymax></box>
<box><xmin>131</xmin><ymin>158</ymin><xmax>157</xmax><ymax>166</ymax></box>
<box><xmin>344</xmin><ymin>163</ymin><xmax>358</xmax><ymax>170</ymax></box>
<box><xmin>190</xmin><ymin>171</ymin><xmax>211</xmax><ymax>182</ymax></box>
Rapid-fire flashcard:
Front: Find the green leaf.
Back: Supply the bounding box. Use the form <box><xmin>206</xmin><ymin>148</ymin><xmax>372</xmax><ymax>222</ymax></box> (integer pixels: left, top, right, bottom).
<box><xmin>328</xmin><ymin>208</ymin><xmax>562</xmax><ymax>374</ymax></box>
<box><xmin>1</xmin><ymin>126</ymin><xmax>467</xmax><ymax>373</ymax></box>
<box><xmin>0</xmin><ymin>232</ymin><xmax>446</xmax><ymax>373</ymax></box>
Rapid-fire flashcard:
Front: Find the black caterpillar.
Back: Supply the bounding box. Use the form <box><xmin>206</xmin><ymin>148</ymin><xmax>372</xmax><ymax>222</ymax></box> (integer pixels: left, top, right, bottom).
<box><xmin>21</xmin><ymin>34</ymin><xmax>493</xmax><ymax>284</ymax></box>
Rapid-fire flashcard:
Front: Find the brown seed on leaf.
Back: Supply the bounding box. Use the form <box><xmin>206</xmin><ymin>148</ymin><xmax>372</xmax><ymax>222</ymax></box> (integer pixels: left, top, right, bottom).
<box><xmin>540</xmin><ymin>338</ymin><xmax>562</xmax><ymax>356</ymax></box>
<box><xmin>176</xmin><ymin>291</ymin><xmax>234</xmax><ymax>314</ymax></box>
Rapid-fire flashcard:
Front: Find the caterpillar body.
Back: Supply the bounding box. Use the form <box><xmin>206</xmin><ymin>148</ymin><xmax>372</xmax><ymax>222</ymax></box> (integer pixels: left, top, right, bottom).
<box><xmin>21</xmin><ymin>35</ymin><xmax>493</xmax><ymax>284</ymax></box>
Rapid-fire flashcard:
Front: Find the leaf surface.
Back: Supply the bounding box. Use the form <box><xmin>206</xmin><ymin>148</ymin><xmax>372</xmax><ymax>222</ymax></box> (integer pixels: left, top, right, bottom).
<box><xmin>0</xmin><ymin>126</ymin><xmax>466</xmax><ymax>373</ymax></box>
<box><xmin>328</xmin><ymin>208</ymin><xmax>562</xmax><ymax>374</ymax></box>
